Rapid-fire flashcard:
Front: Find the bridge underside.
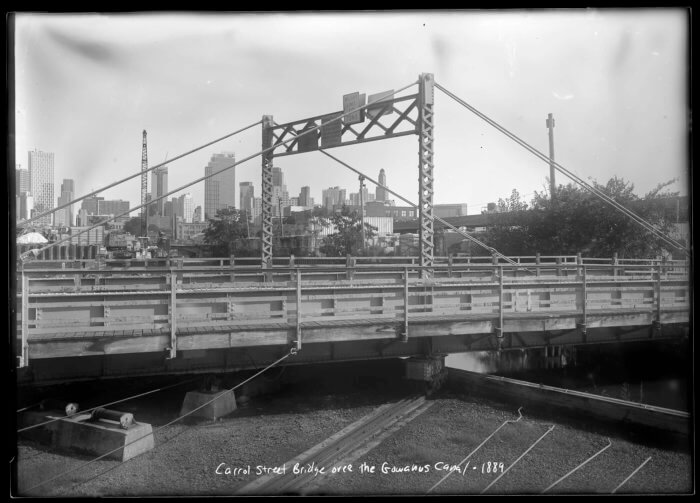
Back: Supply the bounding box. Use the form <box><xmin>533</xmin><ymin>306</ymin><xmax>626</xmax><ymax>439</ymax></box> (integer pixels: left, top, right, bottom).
<box><xmin>19</xmin><ymin>318</ymin><xmax>688</xmax><ymax>386</ymax></box>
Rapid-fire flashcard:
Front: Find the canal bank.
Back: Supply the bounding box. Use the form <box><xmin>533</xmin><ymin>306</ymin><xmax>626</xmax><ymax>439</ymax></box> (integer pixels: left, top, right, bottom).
<box><xmin>446</xmin><ymin>339</ymin><xmax>691</xmax><ymax>411</ymax></box>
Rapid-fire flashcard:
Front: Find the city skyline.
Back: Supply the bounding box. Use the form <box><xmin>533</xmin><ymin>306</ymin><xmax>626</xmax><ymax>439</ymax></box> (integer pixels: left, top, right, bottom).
<box><xmin>12</xmin><ymin>11</ymin><xmax>689</xmax><ymax>222</ymax></box>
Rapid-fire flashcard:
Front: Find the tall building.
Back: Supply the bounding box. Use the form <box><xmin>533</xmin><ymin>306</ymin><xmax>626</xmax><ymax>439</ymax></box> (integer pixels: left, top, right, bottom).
<box><xmin>80</xmin><ymin>196</ymin><xmax>130</xmax><ymax>221</ymax></box>
<box><xmin>55</xmin><ymin>178</ymin><xmax>75</xmax><ymax>227</ymax></box>
<box><xmin>193</xmin><ymin>205</ymin><xmax>203</xmax><ymax>223</ymax></box>
<box><xmin>239</xmin><ymin>182</ymin><xmax>254</xmax><ymax>218</ymax></box>
<box><xmin>151</xmin><ymin>166</ymin><xmax>168</xmax><ymax>217</ymax></box>
<box><xmin>322</xmin><ymin>186</ymin><xmax>344</xmax><ymax>210</ymax></box>
<box><xmin>204</xmin><ymin>152</ymin><xmax>236</xmax><ymax>219</ymax></box>
<box><xmin>16</xmin><ymin>166</ymin><xmax>30</xmax><ymax>195</ymax></box>
<box><xmin>28</xmin><ymin>149</ymin><xmax>55</xmax><ymax>225</ymax></box>
<box><xmin>180</xmin><ymin>193</ymin><xmax>194</xmax><ymax>223</ymax></box>
<box><xmin>18</xmin><ymin>193</ymin><xmax>34</xmax><ymax>220</ymax></box>
<box><xmin>376</xmin><ymin>169</ymin><xmax>387</xmax><ymax>201</ymax></box>
<box><xmin>299</xmin><ymin>186</ymin><xmax>311</xmax><ymax>207</ymax></box>
<box><xmin>272</xmin><ymin>167</ymin><xmax>285</xmax><ymax>187</ymax></box>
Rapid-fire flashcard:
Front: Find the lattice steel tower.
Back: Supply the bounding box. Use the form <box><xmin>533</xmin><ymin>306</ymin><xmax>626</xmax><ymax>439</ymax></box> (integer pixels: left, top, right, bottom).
<box><xmin>141</xmin><ymin>130</ymin><xmax>148</xmax><ymax>236</ymax></box>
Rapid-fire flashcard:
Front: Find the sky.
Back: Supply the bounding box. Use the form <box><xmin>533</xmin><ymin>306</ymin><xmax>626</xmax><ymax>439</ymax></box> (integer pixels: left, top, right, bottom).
<box><xmin>12</xmin><ymin>10</ymin><xmax>689</xmax><ymax>217</ymax></box>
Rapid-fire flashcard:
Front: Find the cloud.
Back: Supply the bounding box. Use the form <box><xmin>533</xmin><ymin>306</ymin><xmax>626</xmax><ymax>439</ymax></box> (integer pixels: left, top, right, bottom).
<box><xmin>552</xmin><ymin>91</ymin><xmax>575</xmax><ymax>100</ymax></box>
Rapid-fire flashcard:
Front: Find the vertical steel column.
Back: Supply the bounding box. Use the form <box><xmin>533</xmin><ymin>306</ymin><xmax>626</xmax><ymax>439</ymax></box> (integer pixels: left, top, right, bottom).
<box><xmin>402</xmin><ymin>266</ymin><xmax>409</xmax><ymax>342</ymax></box>
<box><xmin>20</xmin><ymin>271</ymin><xmax>29</xmax><ymax>368</ymax></box>
<box><xmin>261</xmin><ymin>115</ymin><xmax>275</xmax><ymax>268</ymax></box>
<box><xmin>295</xmin><ymin>269</ymin><xmax>302</xmax><ymax>352</ymax></box>
<box><xmin>418</xmin><ymin>73</ymin><xmax>435</xmax><ymax>278</ymax></box>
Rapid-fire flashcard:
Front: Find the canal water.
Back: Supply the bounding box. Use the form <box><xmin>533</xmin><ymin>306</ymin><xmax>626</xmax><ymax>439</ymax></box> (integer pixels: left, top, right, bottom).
<box><xmin>446</xmin><ymin>340</ymin><xmax>690</xmax><ymax>411</ymax></box>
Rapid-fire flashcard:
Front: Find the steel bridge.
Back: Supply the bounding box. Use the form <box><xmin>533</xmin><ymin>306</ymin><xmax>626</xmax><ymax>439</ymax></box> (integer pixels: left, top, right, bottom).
<box><xmin>16</xmin><ymin>256</ymin><xmax>689</xmax><ymax>385</ymax></box>
<box><xmin>15</xmin><ymin>73</ymin><xmax>690</xmax><ymax>386</ymax></box>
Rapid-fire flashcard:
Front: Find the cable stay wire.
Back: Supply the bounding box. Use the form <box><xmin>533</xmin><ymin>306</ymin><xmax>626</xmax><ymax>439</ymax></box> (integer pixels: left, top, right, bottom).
<box><xmin>17</xmin><ymin>377</ymin><xmax>200</xmax><ymax>434</ymax></box>
<box><xmin>317</xmin><ymin>149</ymin><xmax>532</xmax><ymax>272</ymax></box>
<box><xmin>435</xmin><ymin>82</ymin><xmax>689</xmax><ymax>256</ymax></box>
<box><xmin>23</xmin><ymin>350</ymin><xmax>296</xmax><ymax>495</ymax></box>
<box><xmin>18</xmin><ymin>120</ymin><xmax>262</xmax><ymax>228</ymax></box>
<box><xmin>22</xmin><ymin>80</ymin><xmax>418</xmax><ymax>259</ymax></box>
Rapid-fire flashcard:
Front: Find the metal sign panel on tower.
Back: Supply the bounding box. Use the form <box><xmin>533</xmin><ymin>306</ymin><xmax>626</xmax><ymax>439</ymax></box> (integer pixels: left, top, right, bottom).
<box><xmin>320</xmin><ymin>113</ymin><xmax>343</xmax><ymax>148</ymax></box>
<box><xmin>298</xmin><ymin>121</ymin><xmax>319</xmax><ymax>152</ymax></box>
<box><xmin>342</xmin><ymin>92</ymin><xmax>366</xmax><ymax>125</ymax></box>
<box><xmin>366</xmin><ymin>90</ymin><xmax>395</xmax><ymax>119</ymax></box>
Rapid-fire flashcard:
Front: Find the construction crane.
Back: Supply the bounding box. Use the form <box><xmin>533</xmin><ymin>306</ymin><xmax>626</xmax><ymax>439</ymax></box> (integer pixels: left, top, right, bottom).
<box><xmin>141</xmin><ymin>130</ymin><xmax>148</xmax><ymax>237</ymax></box>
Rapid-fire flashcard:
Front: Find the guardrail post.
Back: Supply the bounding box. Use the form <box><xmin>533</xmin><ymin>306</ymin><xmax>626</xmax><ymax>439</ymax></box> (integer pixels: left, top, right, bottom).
<box><xmin>576</xmin><ymin>252</ymin><xmax>583</xmax><ymax>277</ymax></box>
<box><xmin>612</xmin><ymin>253</ymin><xmax>619</xmax><ymax>278</ymax></box>
<box><xmin>20</xmin><ymin>270</ymin><xmax>29</xmax><ymax>368</ymax></box>
<box><xmin>346</xmin><ymin>255</ymin><xmax>356</xmax><ymax>280</ymax></box>
<box><xmin>578</xmin><ymin>266</ymin><xmax>587</xmax><ymax>342</ymax></box>
<box><xmin>263</xmin><ymin>256</ymin><xmax>273</xmax><ymax>283</ymax></box>
<box><xmin>229</xmin><ymin>254</ymin><xmax>236</xmax><ymax>283</ymax></box>
<box><xmin>652</xmin><ymin>265</ymin><xmax>662</xmax><ymax>337</ymax></box>
<box><xmin>294</xmin><ymin>268</ymin><xmax>302</xmax><ymax>352</ymax></box>
<box><xmin>556</xmin><ymin>256</ymin><xmax>562</xmax><ymax>277</ymax></box>
<box><xmin>289</xmin><ymin>254</ymin><xmax>295</xmax><ymax>281</ymax></box>
<box><xmin>536</xmin><ymin>253</ymin><xmax>541</xmax><ymax>278</ymax></box>
<box><xmin>167</xmin><ymin>268</ymin><xmax>177</xmax><ymax>359</ymax></box>
<box><xmin>447</xmin><ymin>254</ymin><xmax>453</xmax><ymax>278</ymax></box>
<box><xmin>496</xmin><ymin>266</ymin><xmax>504</xmax><ymax>350</ymax></box>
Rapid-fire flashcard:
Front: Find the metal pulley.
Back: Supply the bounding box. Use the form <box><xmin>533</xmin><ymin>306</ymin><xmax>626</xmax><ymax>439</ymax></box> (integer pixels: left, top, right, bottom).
<box><xmin>40</xmin><ymin>399</ymin><xmax>80</xmax><ymax>416</ymax></box>
<box><xmin>91</xmin><ymin>407</ymin><xmax>134</xmax><ymax>429</ymax></box>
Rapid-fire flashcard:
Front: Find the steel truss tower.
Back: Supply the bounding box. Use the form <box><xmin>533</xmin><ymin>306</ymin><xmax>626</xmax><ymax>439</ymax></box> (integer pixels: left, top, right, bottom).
<box><xmin>141</xmin><ymin>130</ymin><xmax>148</xmax><ymax>236</ymax></box>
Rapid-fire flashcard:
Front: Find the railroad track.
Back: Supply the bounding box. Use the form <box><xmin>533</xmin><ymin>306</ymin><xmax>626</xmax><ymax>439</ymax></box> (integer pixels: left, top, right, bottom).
<box><xmin>238</xmin><ymin>394</ymin><xmax>434</xmax><ymax>495</ymax></box>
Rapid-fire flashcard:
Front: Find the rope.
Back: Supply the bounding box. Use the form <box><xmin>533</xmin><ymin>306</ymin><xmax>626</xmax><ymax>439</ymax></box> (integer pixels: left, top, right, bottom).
<box><xmin>435</xmin><ymin>82</ymin><xmax>688</xmax><ymax>256</ymax></box>
<box><xmin>23</xmin><ymin>349</ymin><xmax>296</xmax><ymax>495</ymax></box>
<box><xmin>17</xmin><ymin>377</ymin><xmax>200</xmax><ymax>433</ymax></box>
<box><xmin>18</xmin><ymin>120</ymin><xmax>262</xmax><ymax>227</ymax></box>
<box><xmin>426</xmin><ymin>407</ymin><xmax>523</xmax><ymax>494</ymax></box>
<box><xmin>318</xmin><ymin>149</ymin><xmax>533</xmax><ymax>272</ymax></box>
<box><xmin>23</xmin><ymin>80</ymin><xmax>418</xmax><ymax>259</ymax></box>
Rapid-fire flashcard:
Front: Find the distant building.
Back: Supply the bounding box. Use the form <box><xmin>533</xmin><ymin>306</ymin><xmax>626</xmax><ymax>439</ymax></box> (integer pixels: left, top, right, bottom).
<box><xmin>240</xmin><ymin>182</ymin><xmax>254</xmax><ymax>218</ymax></box>
<box><xmin>322</xmin><ymin>186</ymin><xmax>346</xmax><ymax>210</ymax></box>
<box><xmin>434</xmin><ymin>204</ymin><xmax>468</xmax><ymax>218</ymax></box>
<box><xmin>55</xmin><ymin>179</ymin><xmax>75</xmax><ymax>227</ymax></box>
<box><xmin>18</xmin><ymin>192</ymin><xmax>34</xmax><ymax>220</ymax></box>
<box><xmin>193</xmin><ymin>205</ymin><xmax>203</xmax><ymax>223</ymax></box>
<box><xmin>376</xmin><ymin>169</ymin><xmax>387</xmax><ymax>201</ymax></box>
<box><xmin>204</xmin><ymin>152</ymin><xmax>236</xmax><ymax>219</ymax></box>
<box><xmin>81</xmin><ymin>196</ymin><xmax>130</xmax><ymax>222</ymax></box>
<box><xmin>299</xmin><ymin>186</ymin><xmax>312</xmax><ymax>207</ymax></box>
<box><xmin>175</xmin><ymin>221</ymin><xmax>209</xmax><ymax>242</ymax></box>
<box><xmin>151</xmin><ymin>166</ymin><xmax>168</xmax><ymax>217</ymax></box>
<box><xmin>28</xmin><ymin>149</ymin><xmax>54</xmax><ymax>225</ymax></box>
<box><xmin>181</xmin><ymin>193</ymin><xmax>194</xmax><ymax>223</ymax></box>
<box><xmin>16</xmin><ymin>166</ymin><xmax>30</xmax><ymax>195</ymax></box>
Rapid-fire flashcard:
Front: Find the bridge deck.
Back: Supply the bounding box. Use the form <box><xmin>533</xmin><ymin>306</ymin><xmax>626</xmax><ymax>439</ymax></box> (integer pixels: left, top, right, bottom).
<box><xmin>15</xmin><ymin>260</ymin><xmax>690</xmax><ymax>384</ymax></box>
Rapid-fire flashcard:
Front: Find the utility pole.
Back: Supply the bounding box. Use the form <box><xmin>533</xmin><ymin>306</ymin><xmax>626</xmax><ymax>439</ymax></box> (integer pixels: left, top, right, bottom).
<box><xmin>546</xmin><ymin>113</ymin><xmax>556</xmax><ymax>201</ymax></box>
<box><xmin>359</xmin><ymin>175</ymin><xmax>366</xmax><ymax>252</ymax></box>
<box><xmin>278</xmin><ymin>198</ymin><xmax>284</xmax><ymax>237</ymax></box>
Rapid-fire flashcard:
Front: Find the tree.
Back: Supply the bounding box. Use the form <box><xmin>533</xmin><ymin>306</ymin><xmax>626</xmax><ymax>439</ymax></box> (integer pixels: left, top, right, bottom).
<box><xmin>204</xmin><ymin>207</ymin><xmax>256</xmax><ymax>257</ymax></box>
<box><xmin>318</xmin><ymin>206</ymin><xmax>377</xmax><ymax>256</ymax></box>
<box><xmin>485</xmin><ymin>177</ymin><xmax>681</xmax><ymax>258</ymax></box>
<box><xmin>123</xmin><ymin>216</ymin><xmax>145</xmax><ymax>236</ymax></box>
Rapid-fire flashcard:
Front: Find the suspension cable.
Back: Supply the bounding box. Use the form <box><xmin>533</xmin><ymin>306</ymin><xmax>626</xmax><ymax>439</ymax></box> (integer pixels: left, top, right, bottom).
<box><xmin>18</xmin><ymin>120</ymin><xmax>262</xmax><ymax>227</ymax></box>
<box><xmin>23</xmin><ymin>349</ymin><xmax>296</xmax><ymax>494</ymax></box>
<box><xmin>435</xmin><ymin>82</ymin><xmax>688</xmax><ymax>256</ymax></box>
<box><xmin>17</xmin><ymin>377</ymin><xmax>200</xmax><ymax>434</ymax></box>
<box><xmin>318</xmin><ymin>149</ymin><xmax>531</xmax><ymax>271</ymax></box>
<box><xmin>22</xmin><ymin>80</ymin><xmax>418</xmax><ymax>259</ymax></box>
